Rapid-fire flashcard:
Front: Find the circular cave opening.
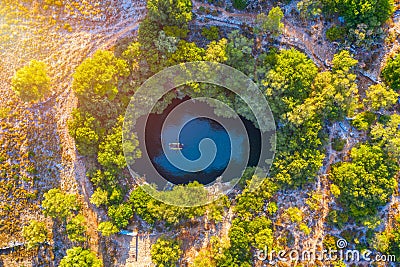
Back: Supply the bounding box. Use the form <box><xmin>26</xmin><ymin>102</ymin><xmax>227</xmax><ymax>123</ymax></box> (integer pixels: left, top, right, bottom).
<box><xmin>134</xmin><ymin>96</ymin><xmax>261</xmax><ymax>185</ymax></box>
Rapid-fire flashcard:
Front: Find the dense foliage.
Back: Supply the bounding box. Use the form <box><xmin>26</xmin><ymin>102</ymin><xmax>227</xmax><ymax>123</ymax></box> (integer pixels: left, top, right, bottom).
<box><xmin>329</xmin><ymin>144</ymin><xmax>398</xmax><ymax>220</ymax></box>
<box><xmin>72</xmin><ymin>50</ymin><xmax>129</xmax><ymax>126</ymax></box>
<box><xmin>256</xmin><ymin>7</ymin><xmax>284</xmax><ymax>37</ymax></box>
<box><xmin>364</xmin><ymin>83</ymin><xmax>398</xmax><ymax>111</ymax></box>
<box><xmin>42</xmin><ymin>189</ymin><xmax>79</xmax><ymax>220</ymax></box>
<box><xmin>382</xmin><ymin>55</ymin><xmax>400</xmax><ymax>91</ymax></box>
<box><xmin>66</xmin><ymin>214</ymin><xmax>87</xmax><ymax>242</ymax></box>
<box><xmin>59</xmin><ymin>247</ymin><xmax>103</xmax><ymax>267</ymax></box>
<box><xmin>191</xmin><ymin>179</ymin><xmax>279</xmax><ymax>266</ymax></box>
<box><xmin>61</xmin><ymin>0</ymin><xmax>400</xmax><ymax>264</ymax></box>
<box><xmin>151</xmin><ymin>237</ymin><xmax>182</xmax><ymax>267</ymax></box>
<box><xmin>11</xmin><ymin>60</ymin><xmax>51</xmax><ymax>102</ymax></box>
<box><xmin>327</xmin><ymin>0</ymin><xmax>393</xmax><ymax>28</ymax></box>
<box><xmin>22</xmin><ymin>220</ymin><xmax>48</xmax><ymax>249</ymax></box>
<box><xmin>147</xmin><ymin>0</ymin><xmax>192</xmax><ymax>27</ymax></box>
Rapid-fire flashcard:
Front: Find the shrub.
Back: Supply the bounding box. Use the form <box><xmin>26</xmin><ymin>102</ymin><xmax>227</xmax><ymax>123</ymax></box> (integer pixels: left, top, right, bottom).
<box><xmin>201</xmin><ymin>26</ymin><xmax>220</xmax><ymax>41</ymax></box>
<box><xmin>233</xmin><ymin>0</ymin><xmax>247</xmax><ymax>10</ymax></box>
<box><xmin>11</xmin><ymin>60</ymin><xmax>51</xmax><ymax>102</ymax></box>
<box><xmin>326</xmin><ymin>26</ymin><xmax>347</xmax><ymax>42</ymax></box>
<box><xmin>332</xmin><ymin>137</ymin><xmax>346</xmax><ymax>151</ymax></box>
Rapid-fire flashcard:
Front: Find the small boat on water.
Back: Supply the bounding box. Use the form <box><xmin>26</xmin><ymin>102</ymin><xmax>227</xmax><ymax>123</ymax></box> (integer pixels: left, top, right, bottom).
<box><xmin>169</xmin><ymin>142</ymin><xmax>184</xmax><ymax>150</ymax></box>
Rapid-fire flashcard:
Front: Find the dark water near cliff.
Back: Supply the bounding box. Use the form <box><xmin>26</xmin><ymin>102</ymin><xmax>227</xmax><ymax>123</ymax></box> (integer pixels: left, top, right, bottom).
<box><xmin>135</xmin><ymin>97</ymin><xmax>261</xmax><ymax>185</ymax></box>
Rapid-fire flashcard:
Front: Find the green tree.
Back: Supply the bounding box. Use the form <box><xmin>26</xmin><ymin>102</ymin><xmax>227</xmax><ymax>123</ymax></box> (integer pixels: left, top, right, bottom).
<box><xmin>271</xmin><ymin>119</ymin><xmax>325</xmax><ymax>187</ymax></box>
<box><xmin>137</xmin><ymin>18</ymin><xmax>165</xmax><ymax>74</ymax></box>
<box><xmin>90</xmin><ymin>188</ymin><xmax>109</xmax><ymax>207</ymax></box>
<box><xmin>73</xmin><ymin>50</ymin><xmax>128</xmax><ymax>99</ymax></box>
<box><xmin>287</xmin><ymin>51</ymin><xmax>359</xmax><ymax>122</ymax></box>
<box><xmin>42</xmin><ymin>188</ymin><xmax>79</xmax><ymax>220</ymax></box>
<box><xmin>59</xmin><ymin>247</ymin><xmax>103</xmax><ymax>267</ymax></box>
<box><xmin>234</xmin><ymin>189</ymin><xmax>265</xmax><ymax>221</ymax></box>
<box><xmin>72</xmin><ymin>50</ymin><xmax>129</xmax><ymax>123</ymax></box>
<box><xmin>89</xmin><ymin>169</ymin><xmax>118</xmax><ymax>188</ymax></box>
<box><xmin>221</xmin><ymin>180</ymin><xmax>277</xmax><ymax>266</ymax></box>
<box><xmin>11</xmin><ymin>60</ymin><xmax>51</xmax><ymax>102</ymax></box>
<box><xmin>108</xmin><ymin>187</ymin><xmax>124</xmax><ymax>205</ymax></box>
<box><xmin>325</xmin><ymin>25</ymin><xmax>346</xmax><ymax>41</ymax></box>
<box><xmin>256</xmin><ymin>7</ymin><xmax>284</xmax><ymax>37</ymax></box>
<box><xmin>351</xmin><ymin>111</ymin><xmax>376</xmax><ymax>131</ymax></box>
<box><xmin>297</xmin><ymin>0</ymin><xmax>323</xmax><ymax>19</ymax></box>
<box><xmin>67</xmin><ymin>109</ymin><xmax>100</xmax><ymax>156</ymax></box>
<box><xmin>364</xmin><ymin>83</ymin><xmax>398</xmax><ymax>111</ymax></box>
<box><xmin>263</xmin><ymin>48</ymin><xmax>318</xmax><ymax>116</ymax></box>
<box><xmin>129</xmin><ymin>185</ymin><xmax>221</xmax><ymax>227</ymax></box>
<box><xmin>121</xmin><ymin>41</ymin><xmax>143</xmax><ymax>76</ymax></box>
<box><xmin>108</xmin><ymin>203</ymin><xmax>133</xmax><ymax>229</ymax></box>
<box><xmin>22</xmin><ymin>220</ymin><xmax>48</xmax><ymax>249</ymax></box>
<box><xmin>232</xmin><ymin>0</ymin><xmax>247</xmax><ymax>10</ymax></box>
<box><xmin>192</xmin><ymin>248</ymin><xmax>215</xmax><ymax>267</ymax></box>
<box><xmin>130</xmin><ymin>187</ymin><xmax>158</xmax><ymax>225</ymax></box>
<box><xmin>299</xmin><ymin>223</ymin><xmax>311</xmax><ymax>235</ymax></box>
<box><xmin>201</xmin><ymin>26</ymin><xmax>220</xmax><ymax>41</ymax></box>
<box><xmin>204</xmin><ymin>38</ymin><xmax>228</xmax><ymax>63</ymax></box>
<box><xmin>168</xmin><ymin>40</ymin><xmax>205</xmax><ymax>65</ymax></box>
<box><xmin>382</xmin><ymin>54</ymin><xmax>400</xmax><ymax>90</ymax></box>
<box><xmin>286</xmin><ymin>207</ymin><xmax>303</xmax><ymax>223</ymax></box>
<box><xmin>147</xmin><ymin>0</ymin><xmax>192</xmax><ymax>27</ymax></box>
<box><xmin>370</xmin><ymin>114</ymin><xmax>400</xmax><ymax>158</ymax></box>
<box><xmin>98</xmin><ymin>116</ymin><xmax>141</xmax><ymax>171</ymax></box>
<box><xmin>247</xmin><ymin>217</ymin><xmax>273</xmax><ymax>249</ymax></box>
<box><xmin>227</xmin><ymin>222</ymin><xmax>252</xmax><ymax>264</ymax></box>
<box><xmin>66</xmin><ymin>214</ymin><xmax>87</xmax><ymax>242</ymax></box>
<box><xmin>151</xmin><ymin>237</ymin><xmax>182</xmax><ymax>267</ymax></box>
<box><xmin>329</xmin><ymin>144</ymin><xmax>398</xmax><ymax>220</ymax></box>
<box><xmin>329</xmin><ymin>0</ymin><xmax>393</xmax><ymax>28</ymax></box>
<box><xmin>154</xmin><ymin>30</ymin><xmax>179</xmax><ymax>55</ymax></box>
<box><xmin>330</xmin><ymin>50</ymin><xmax>359</xmax><ymax>120</ymax></box>
<box><xmin>389</xmin><ymin>227</ymin><xmax>400</xmax><ymax>258</ymax></box>
<box><xmin>332</xmin><ymin>50</ymin><xmax>358</xmax><ymax>73</ymax></box>
<box><xmin>163</xmin><ymin>25</ymin><xmax>189</xmax><ymax>38</ymax></box>
<box><xmin>98</xmin><ymin>221</ymin><xmax>119</xmax><ymax>237</ymax></box>
<box><xmin>226</xmin><ymin>31</ymin><xmax>255</xmax><ymax>77</ymax></box>
<box><xmin>372</xmin><ymin>232</ymin><xmax>390</xmax><ymax>252</ymax></box>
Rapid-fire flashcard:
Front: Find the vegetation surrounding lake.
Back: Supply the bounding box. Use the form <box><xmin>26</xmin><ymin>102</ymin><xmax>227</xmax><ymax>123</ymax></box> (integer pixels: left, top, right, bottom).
<box><xmin>0</xmin><ymin>0</ymin><xmax>399</xmax><ymax>266</ymax></box>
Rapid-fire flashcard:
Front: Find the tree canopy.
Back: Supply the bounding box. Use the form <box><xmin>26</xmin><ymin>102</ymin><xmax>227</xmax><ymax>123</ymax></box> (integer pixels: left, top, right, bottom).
<box><xmin>98</xmin><ymin>116</ymin><xmax>141</xmax><ymax>171</ymax></box>
<box><xmin>329</xmin><ymin>144</ymin><xmax>398</xmax><ymax>220</ymax></box>
<box><xmin>263</xmin><ymin>48</ymin><xmax>318</xmax><ymax>116</ymax></box>
<box><xmin>59</xmin><ymin>247</ymin><xmax>103</xmax><ymax>267</ymax></box>
<box><xmin>11</xmin><ymin>60</ymin><xmax>51</xmax><ymax>102</ymax></box>
<box><xmin>382</xmin><ymin>54</ymin><xmax>400</xmax><ymax>91</ymax></box>
<box><xmin>147</xmin><ymin>0</ymin><xmax>192</xmax><ymax>27</ymax></box>
<box><xmin>67</xmin><ymin>109</ymin><xmax>100</xmax><ymax>156</ymax></box>
<box><xmin>256</xmin><ymin>7</ymin><xmax>284</xmax><ymax>37</ymax></box>
<box><xmin>22</xmin><ymin>220</ymin><xmax>48</xmax><ymax>249</ymax></box>
<box><xmin>72</xmin><ymin>50</ymin><xmax>129</xmax><ymax>123</ymax></box>
<box><xmin>151</xmin><ymin>237</ymin><xmax>182</xmax><ymax>267</ymax></box>
<box><xmin>364</xmin><ymin>83</ymin><xmax>398</xmax><ymax>111</ymax></box>
<box><xmin>42</xmin><ymin>188</ymin><xmax>79</xmax><ymax>220</ymax></box>
<box><xmin>98</xmin><ymin>221</ymin><xmax>119</xmax><ymax>237</ymax></box>
<box><xmin>327</xmin><ymin>0</ymin><xmax>393</xmax><ymax>27</ymax></box>
<box><xmin>66</xmin><ymin>214</ymin><xmax>87</xmax><ymax>242</ymax></box>
<box><xmin>107</xmin><ymin>203</ymin><xmax>133</xmax><ymax>229</ymax></box>
<box><xmin>370</xmin><ymin>114</ymin><xmax>400</xmax><ymax>159</ymax></box>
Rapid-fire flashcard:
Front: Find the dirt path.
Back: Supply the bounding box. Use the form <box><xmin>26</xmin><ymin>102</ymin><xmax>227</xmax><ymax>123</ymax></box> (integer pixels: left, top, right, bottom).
<box><xmin>193</xmin><ymin>0</ymin><xmax>336</xmax><ymax>67</ymax></box>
